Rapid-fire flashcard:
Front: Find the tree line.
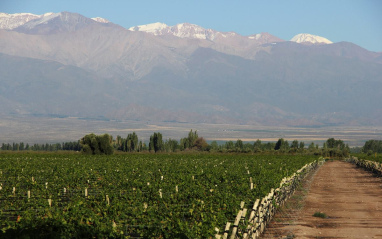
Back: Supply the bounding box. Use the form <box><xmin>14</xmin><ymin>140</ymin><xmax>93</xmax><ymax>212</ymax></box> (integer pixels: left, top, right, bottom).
<box><xmin>362</xmin><ymin>140</ymin><xmax>382</xmax><ymax>154</ymax></box>
<box><xmin>79</xmin><ymin>130</ymin><xmax>352</xmax><ymax>158</ymax></box>
<box><xmin>1</xmin><ymin>141</ymin><xmax>81</xmax><ymax>151</ymax></box>
<box><xmin>2</xmin><ymin>130</ymin><xmax>379</xmax><ymax>158</ymax></box>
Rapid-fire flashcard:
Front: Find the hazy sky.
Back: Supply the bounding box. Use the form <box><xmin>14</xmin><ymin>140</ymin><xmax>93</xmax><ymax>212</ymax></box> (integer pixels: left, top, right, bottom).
<box><xmin>1</xmin><ymin>0</ymin><xmax>381</xmax><ymax>52</ymax></box>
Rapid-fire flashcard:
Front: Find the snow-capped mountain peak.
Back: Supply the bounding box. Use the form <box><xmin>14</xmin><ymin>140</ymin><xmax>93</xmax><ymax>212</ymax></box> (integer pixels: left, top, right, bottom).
<box><xmin>0</xmin><ymin>12</ymin><xmax>47</xmax><ymax>29</ymax></box>
<box><xmin>247</xmin><ymin>32</ymin><xmax>284</xmax><ymax>44</ymax></box>
<box><xmin>128</xmin><ymin>22</ymin><xmax>169</xmax><ymax>35</ymax></box>
<box><xmin>170</xmin><ymin>23</ymin><xmax>217</xmax><ymax>40</ymax></box>
<box><xmin>248</xmin><ymin>33</ymin><xmax>262</xmax><ymax>40</ymax></box>
<box><xmin>0</xmin><ymin>12</ymin><xmax>111</xmax><ymax>30</ymax></box>
<box><xmin>91</xmin><ymin>17</ymin><xmax>110</xmax><ymax>23</ymax></box>
<box><xmin>290</xmin><ymin>33</ymin><xmax>332</xmax><ymax>44</ymax></box>
<box><xmin>20</xmin><ymin>12</ymin><xmax>61</xmax><ymax>30</ymax></box>
<box><xmin>128</xmin><ymin>22</ymin><xmax>239</xmax><ymax>41</ymax></box>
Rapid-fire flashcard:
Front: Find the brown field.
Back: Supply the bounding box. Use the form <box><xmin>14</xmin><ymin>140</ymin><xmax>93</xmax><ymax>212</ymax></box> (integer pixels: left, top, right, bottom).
<box><xmin>263</xmin><ymin>161</ymin><xmax>382</xmax><ymax>238</ymax></box>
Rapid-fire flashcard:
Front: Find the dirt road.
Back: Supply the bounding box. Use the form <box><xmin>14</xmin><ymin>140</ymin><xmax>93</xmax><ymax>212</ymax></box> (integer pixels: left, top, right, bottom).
<box><xmin>263</xmin><ymin>160</ymin><xmax>382</xmax><ymax>238</ymax></box>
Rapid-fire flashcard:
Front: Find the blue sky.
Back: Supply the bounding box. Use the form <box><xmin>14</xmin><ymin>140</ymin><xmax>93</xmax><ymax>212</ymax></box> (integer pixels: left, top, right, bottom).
<box><xmin>1</xmin><ymin>0</ymin><xmax>381</xmax><ymax>52</ymax></box>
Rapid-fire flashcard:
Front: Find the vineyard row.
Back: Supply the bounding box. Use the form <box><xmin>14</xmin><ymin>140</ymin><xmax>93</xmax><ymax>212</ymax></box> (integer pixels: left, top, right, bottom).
<box><xmin>216</xmin><ymin>158</ymin><xmax>325</xmax><ymax>239</ymax></box>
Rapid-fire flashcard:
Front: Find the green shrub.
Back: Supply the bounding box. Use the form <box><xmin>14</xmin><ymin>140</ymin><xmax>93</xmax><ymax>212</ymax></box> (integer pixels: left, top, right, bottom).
<box><xmin>313</xmin><ymin>212</ymin><xmax>327</xmax><ymax>218</ymax></box>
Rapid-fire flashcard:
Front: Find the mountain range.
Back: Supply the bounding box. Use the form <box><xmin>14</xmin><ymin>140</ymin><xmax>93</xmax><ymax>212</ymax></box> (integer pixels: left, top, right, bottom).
<box><xmin>1</xmin><ymin>11</ymin><xmax>381</xmax><ymax>127</ymax></box>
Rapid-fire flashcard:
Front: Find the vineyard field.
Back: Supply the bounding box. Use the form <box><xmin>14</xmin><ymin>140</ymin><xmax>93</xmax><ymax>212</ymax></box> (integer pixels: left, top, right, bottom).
<box><xmin>351</xmin><ymin>153</ymin><xmax>382</xmax><ymax>163</ymax></box>
<box><xmin>0</xmin><ymin>153</ymin><xmax>320</xmax><ymax>238</ymax></box>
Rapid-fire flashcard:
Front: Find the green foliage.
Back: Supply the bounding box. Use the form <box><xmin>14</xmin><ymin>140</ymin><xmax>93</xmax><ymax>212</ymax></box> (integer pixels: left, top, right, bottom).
<box><xmin>326</xmin><ymin>138</ymin><xmax>345</xmax><ymax>149</ymax></box>
<box><xmin>114</xmin><ymin>133</ymin><xmax>142</xmax><ymax>152</ymax></box>
<box><xmin>253</xmin><ymin>139</ymin><xmax>262</xmax><ymax>152</ymax></box>
<box><xmin>180</xmin><ymin>130</ymin><xmax>199</xmax><ymax>150</ymax></box>
<box><xmin>149</xmin><ymin>132</ymin><xmax>164</xmax><ymax>153</ymax></box>
<box><xmin>313</xmin><ymin>211</ymin><xmax>328</xmax><ymax>218</ymax></box>
<box><xmin>224</xmin><ymin>141</ymin><xmax>235</xmax><ymax>151</ymax></box>
<box><xmin>187</xmin><ymin>129</ymin><xmax>198</xmax><ymax>147</ymax></box>
<box><xmin>275</xmin><ymin>138</ymin><xmax>289</xmax><ymax>151</ymax></box>
<box><xmin>0</xmin><ymin>153</ymin><xmax>319</xmax><ymax>238</ymax></box>
<box><xmin>210</xmin><ymin>141</ymin><xmax>219</xmax><ymax>151</ymax></box>
<box><xmin>352</xmin><ymin>153</ymin><xmax>382</xmax><ymax>163</ymax></box>
<box><xmin>362</xmin><ymin>140</ymin><xmax>382</xmax><ymax>154</ymax></box>
<box><xmin>125</xmin><ymin>132</ymin><xmax>139</xmax><ymax>152</ymax></box>
<box><xmin>194</xmin><ymin>137</ymin><xmax>209</xmax><ymax>151</ymax></box>
<box><xmin>80</xmin><ymin>133</ymin><xmax>114</xmax><ymax>155</ymax></box>
<box><xmin>291</xmin><ymin>140</ymin><xmax>299</xmax><ymax>149</ymax></box>
<box><xmin>1</xmin><ymin>141</ymin><xmax>80</xmax><ymax>152</ymax></box>
<box><xmin>1</xmin><ymin>131</ymin><xmax>327</xmax><ymax>155</ymax></box>
<box><xmin>235</xmin><ymin>139</ymin><xmax>244</xmax><ymax>151</ymax></box>
<box><xmin>164</xmin><ymin>138</ymin><xmax>179</xmax><ymax>152</ymax></box>
<box><xmin>322</xmin><ymin>138</ymin><xmax>349</xmax><ymax>158</ymax></box>
<box><xmin>263</xmin><ymin>142</ymin><xmax>276</xmax><ymax>151</ymax></box>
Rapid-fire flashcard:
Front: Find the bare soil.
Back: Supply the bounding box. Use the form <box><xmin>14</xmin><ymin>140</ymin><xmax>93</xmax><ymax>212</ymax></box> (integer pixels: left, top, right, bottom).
<box><xmin>263</xmin><ymin>160</ymin><xmax>382</xmax><ymax>238</ymax></box>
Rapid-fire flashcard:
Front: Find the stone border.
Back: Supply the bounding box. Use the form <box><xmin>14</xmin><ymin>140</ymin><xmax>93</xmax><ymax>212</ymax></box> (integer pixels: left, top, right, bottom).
<box><xmin>215</xmin><ymin>158</ymin><xmax>325</xmax><ymax>239</ymax></box>
<box><xmin>346</xmin><ymin>156</ymin><xmax>382</xmax><ymax>176</ymax></box>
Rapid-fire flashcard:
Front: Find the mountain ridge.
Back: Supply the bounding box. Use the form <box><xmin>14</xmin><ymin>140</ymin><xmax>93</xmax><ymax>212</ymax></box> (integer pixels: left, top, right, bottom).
<box><xmin>2</xmin><ymin>12</ymin><xmax>332</xmax><ymax>47</ymax></box>
<box><xmin>0</xmin><ymin>11</ymin><xmax>381</xmax><ymax>126</ymax></box>
<box><xmin>0</xmin><ymin>12</ymin><xmax>51</xmax><ymax>29</ymax></box>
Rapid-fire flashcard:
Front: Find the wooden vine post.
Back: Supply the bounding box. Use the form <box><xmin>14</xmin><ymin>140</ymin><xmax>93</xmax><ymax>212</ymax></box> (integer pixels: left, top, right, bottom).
<box><xmin>215</xmin><ymin>159</ymin><xmax>323</xmax><ymax>239</ymax></box>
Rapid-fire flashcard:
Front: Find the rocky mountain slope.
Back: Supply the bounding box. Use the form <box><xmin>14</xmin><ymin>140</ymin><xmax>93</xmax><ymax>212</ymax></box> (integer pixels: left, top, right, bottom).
<box><xmin>1</xmin><ymin>11</ymin><xmax>381</xmax><ymax>126</ymax></box>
